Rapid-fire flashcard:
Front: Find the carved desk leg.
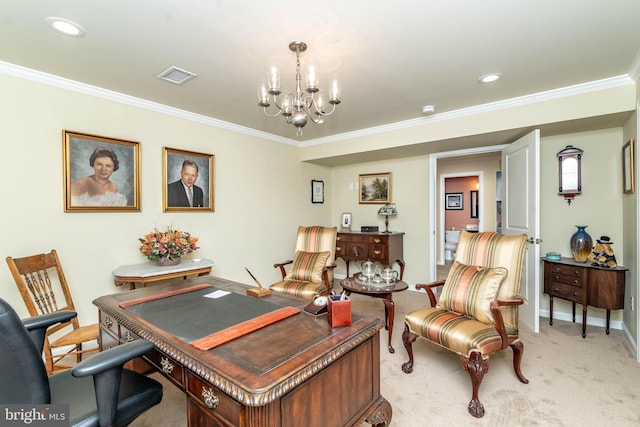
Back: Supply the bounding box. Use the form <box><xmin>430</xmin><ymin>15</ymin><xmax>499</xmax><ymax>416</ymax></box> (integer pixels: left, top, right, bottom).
<box><xmin>365</xmin><ymin>396</ymin><xmax>393</xmax><ymax>427</ymax></box>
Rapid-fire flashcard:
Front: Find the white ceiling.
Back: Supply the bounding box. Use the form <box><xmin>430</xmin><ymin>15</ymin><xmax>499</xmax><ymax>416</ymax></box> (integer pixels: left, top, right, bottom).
<box><xmin>2</xmin><ymin>1</ymin><xmax>639</xmax><ymax>144</ymax></box>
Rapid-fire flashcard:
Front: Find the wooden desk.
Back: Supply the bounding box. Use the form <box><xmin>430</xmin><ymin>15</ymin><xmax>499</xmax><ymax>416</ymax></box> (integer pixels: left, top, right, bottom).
<box><xmin>94</xmin><ymin>277</ymin><xmax>391</xmax><ymax>427</ymax></box>
<box><xmin>112</xmin><ymin>258</ymin><xmax>214</xmax><ymax>289</ymax></box>
<box><xmin>336</xmin><ymin>231</ymin><xmax>405</xmax><ymax>279</ymax></box>
<box><xmin>542</xmin><ymin>257</ymin><xmax>627</xmax><ymax>338</ymax></box>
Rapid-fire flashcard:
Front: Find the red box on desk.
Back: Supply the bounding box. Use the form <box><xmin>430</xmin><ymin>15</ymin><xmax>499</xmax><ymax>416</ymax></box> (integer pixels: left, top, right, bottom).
<box><xmin>328</xmin><ymin>295</ymin><xmax>351</xmax><ymax>327</ymax></box>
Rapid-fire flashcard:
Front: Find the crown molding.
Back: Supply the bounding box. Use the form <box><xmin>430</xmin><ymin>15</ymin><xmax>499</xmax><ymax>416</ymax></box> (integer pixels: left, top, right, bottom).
<box><xmin>0</xmin><ymin>60</ymin><xmax>298</xmax><ymax>146</ymax></box>
<box><xmin>628</xmin><ymin>50</ymin><xmax>640</xmax><ymax>82</ymax></box>
<box><xmin>301</xmin><ymin>74</ymin><xmax>635</xmax><ymax>147</ymax></box>
<box><xmin>1</xmin><ymin>60</ymin><xmax>634</xmax><ymax>149</ymax></box>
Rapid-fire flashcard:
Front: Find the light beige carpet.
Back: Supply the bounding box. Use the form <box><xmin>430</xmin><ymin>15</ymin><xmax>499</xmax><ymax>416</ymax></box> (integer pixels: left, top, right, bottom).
<box><xmin>132</xmin><ymin>288</ymin><xmax>640</xmax><ymax>426</ymax></box>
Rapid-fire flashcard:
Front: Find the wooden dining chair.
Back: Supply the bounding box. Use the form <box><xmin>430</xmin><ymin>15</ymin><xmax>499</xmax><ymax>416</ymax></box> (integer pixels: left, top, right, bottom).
<box><xmin>5</xmin><ymin>249</ymin><xmax>99</xmax><ymax>374</ymax></box>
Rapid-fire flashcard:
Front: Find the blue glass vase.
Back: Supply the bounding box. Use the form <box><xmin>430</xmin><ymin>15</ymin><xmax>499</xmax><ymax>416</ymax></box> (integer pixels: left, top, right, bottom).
<box><xmin>570</xmin><ymin>225</ymin><xmax>592</xmax><ymax>263</ymax></box>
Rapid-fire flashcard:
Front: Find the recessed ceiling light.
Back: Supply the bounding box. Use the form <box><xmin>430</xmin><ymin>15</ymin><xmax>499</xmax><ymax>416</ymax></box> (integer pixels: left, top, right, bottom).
<box><xmin>46</xmin><ymin>17</ymin><xmax>86</xmax><ymax>37</ymax></box>
<box><xmin>478</xmin><ymin>73</ymin><xmax>503</xmax><ymax>84</ymax></box>
<box><xmin>421</xmin><ymin>105</ymin><xmax>435</xmax><ymax>114</ymax></box>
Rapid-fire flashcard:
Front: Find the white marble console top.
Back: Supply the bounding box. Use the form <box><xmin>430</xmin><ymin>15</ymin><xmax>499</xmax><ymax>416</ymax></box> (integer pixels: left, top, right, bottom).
<box><xmin>112</xmin><ymin>258</ymin><xmax>215</xmax><ymax>278</ymax></box>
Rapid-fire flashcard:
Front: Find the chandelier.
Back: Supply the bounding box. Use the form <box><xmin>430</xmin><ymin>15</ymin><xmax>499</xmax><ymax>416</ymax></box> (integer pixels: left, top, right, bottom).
<box><xmin>257</xmin><ymin>41</ymin><xmax>341</xmax><ymax>137</ymax></box>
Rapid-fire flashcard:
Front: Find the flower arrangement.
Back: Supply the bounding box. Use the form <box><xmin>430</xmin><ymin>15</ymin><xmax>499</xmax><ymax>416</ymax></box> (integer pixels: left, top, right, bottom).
<box><xmin>139</xmin><ymin>227</ymin><xmax>199</xmax><ymax>262</ymax></box>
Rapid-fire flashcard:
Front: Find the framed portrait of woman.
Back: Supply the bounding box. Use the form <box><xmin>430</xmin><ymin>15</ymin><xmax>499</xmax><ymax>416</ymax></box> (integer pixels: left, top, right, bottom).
<box><xmin>163</xmin><ymin>147</ymin><xmax>215</xmax><ymax>212</ymax></box>
<box><xmin>63</xmin><ymin>130</ymin><xmax>141</xmax><ymax>212</ymax></box>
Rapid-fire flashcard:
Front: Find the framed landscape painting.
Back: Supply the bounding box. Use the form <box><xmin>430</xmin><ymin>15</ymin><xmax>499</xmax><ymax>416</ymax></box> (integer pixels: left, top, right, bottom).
<box><xmin>359</xmin><ymin>172</ymin><xmax>391</xmax><ymax>204</ymax></box>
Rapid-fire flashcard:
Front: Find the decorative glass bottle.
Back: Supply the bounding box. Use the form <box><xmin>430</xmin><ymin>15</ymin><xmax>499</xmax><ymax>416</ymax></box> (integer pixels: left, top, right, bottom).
<box><xmin>570</xmin><ymin>225</ymin><xmax>593</xmax><ymax>263</ymax></box>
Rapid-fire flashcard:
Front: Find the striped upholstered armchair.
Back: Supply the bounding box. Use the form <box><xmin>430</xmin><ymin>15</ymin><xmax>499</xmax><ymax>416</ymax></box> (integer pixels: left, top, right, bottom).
<box><xmin>270</xmin><ymin>226</ymin><xmax>337</xmax><ymax>300</ymax></box>
<box><xmin>402</xmin><ymin>231</ymin><xmax>529</xmax><ymax>418</ymax></box>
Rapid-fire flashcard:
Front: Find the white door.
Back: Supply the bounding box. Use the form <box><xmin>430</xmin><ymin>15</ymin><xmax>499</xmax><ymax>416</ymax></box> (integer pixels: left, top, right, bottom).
<box><xmin>502</xmin><ymin>129</ymin><xmax>540</xmax><ymax>333</ymax></box>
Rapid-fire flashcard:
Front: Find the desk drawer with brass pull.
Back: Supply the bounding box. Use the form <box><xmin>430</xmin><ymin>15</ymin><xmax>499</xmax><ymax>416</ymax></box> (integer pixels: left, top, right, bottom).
<box><xmin>145</xmin><ymin>348</ymin><xmax>185</xmax><ymax>388</ymax></box>
<box><xmin>186</xmin><ymin>371</ymin><xmax>241</xmax><ymax>425</ymax></box>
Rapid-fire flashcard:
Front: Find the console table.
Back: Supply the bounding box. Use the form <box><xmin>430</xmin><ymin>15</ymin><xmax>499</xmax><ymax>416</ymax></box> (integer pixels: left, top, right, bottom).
<box><xmin>336</xmin><ymin>231</ymin><xmax>405</xmax><ymax>279</ymax></box>
<box><xmin>542</xmin><ymin>257</ymin><xmax>627</xmax><ymax>338</ymax></box>
<box><xmin>112</xmin><ymin>258</ymin><xmax>214</xmax><ymax>289</ymax></box>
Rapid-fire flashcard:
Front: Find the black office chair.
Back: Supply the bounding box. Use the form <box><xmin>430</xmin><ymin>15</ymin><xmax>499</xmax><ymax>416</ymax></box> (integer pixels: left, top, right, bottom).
<box><xmin>0</xmin><ymin>297</ymin><xmax>163</xmax><ymax>427</ymax></box>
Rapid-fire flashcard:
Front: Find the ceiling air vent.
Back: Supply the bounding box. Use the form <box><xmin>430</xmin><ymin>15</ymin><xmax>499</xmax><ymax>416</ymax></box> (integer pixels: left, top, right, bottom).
<box><xmin>157</xmin><ymin>66</ymin><xmax>197</xmax><ymax>85</ymax></box>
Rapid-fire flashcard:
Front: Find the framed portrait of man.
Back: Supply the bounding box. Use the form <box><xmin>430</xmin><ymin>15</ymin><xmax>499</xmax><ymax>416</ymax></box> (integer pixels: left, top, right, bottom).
<box><xmin>163</xmin><ymin>147</ymin><xmax>215</xmax><ymax>212</ymax></box>
<box><xmin>63</xmin><ymin>130</ymin><xmax>141</xmax><ymax>212</ymax></box>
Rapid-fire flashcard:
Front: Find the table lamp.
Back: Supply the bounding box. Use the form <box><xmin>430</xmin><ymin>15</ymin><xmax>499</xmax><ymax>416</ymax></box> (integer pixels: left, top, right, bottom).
<box><xmin>377</xmin><ymin>203</ymin><xmax>398</xmax><ymax>233</ymax></box>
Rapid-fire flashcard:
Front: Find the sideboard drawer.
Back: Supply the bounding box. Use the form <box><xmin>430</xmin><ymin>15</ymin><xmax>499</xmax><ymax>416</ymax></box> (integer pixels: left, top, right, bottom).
<box><xmin>549</xmin><ymin>263</ymin><xmax>584</xmax><ymax>277</ymax></box>
<box><xmin>548</xmin><ymin>282</ymin><xmax>583</xmax><ymax>302</ymax></box>
<box><xmin>368</xmin><ymin>235</ymin><xmax>388</xmax><ymax>245</ymax></box>
<box><xmin>347</xmin><ymin>242</ymin><xmax>369</xmax><ymax>258</ymax></box>
<box><xmin>549</xmin><ymin>273</ymin><xmax>584</xmax><ymax>288</ymax></box>
<box><xmin>369</xmin><ymin>244</ymin><xmax>388</xmax><ymax>261</ymax></box>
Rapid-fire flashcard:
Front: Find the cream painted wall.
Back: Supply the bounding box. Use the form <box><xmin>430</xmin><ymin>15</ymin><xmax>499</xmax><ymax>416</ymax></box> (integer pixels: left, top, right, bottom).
<box><xmin>1</xmin><ymin>71</ymin><xmax>636</xmax><ymax>341</ymax></box>
<box><xmin>329</xmin><ymin>157</ymin><xmax>430</xmax><ymax>285</ymax></box>
<box><xmin>539</xmin><ymin>128</ymin><xmax>626</xmax><ymax>325</ymax></box>
<box><xmin>330</xmin><ymin>128</ymin><xmax>629</xmax><ymax>329</ymax></box>
<box><xmin>622</xmin><ymin>110</ymin><xmax>638</xmax><ymax>343</ymax></box>
<box><xmin>0</xmin><ymin>74</ymin><xmax>332</xmax><ymax>323</ymax></box>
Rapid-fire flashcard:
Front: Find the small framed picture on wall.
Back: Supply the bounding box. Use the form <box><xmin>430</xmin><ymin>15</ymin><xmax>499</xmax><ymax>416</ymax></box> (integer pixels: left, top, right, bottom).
<box><xmin>312</xmin><ymin>179</ymin><xmax>324</xmax><ymax>203</ymax></box>
<box><xmin>341</xmin><ymin>212</ymin><xmax>352</xmax><ymax>230</ymax></box>
<box><xmin>445</xmin><ymin>192</ymin><xmax>463</xmax><ymax>210</ymax></box>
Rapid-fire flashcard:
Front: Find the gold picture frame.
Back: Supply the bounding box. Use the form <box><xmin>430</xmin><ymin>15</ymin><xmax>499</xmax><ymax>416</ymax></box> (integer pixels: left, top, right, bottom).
<box><xmin>623</xmin><ymin>139</ymin><xmax>634</xmax><ymax>194</ymax></box>
<box><xmin>163</xmin><ymin>147</ymin><xmax>215</xmax><ymax>212</ymax></box>
<box><xmin>63</xmin><ymin>130</ymin><xmax>140</xmax><ymax>212</ymax></box>
<box><xmin>359</xmin><ymin>172</ymin><xmax>391</xmax><ymax>204</ymax></box>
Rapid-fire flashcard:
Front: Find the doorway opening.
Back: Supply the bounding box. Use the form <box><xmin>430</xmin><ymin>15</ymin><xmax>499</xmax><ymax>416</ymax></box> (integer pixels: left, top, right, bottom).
<box><xmin>429</xmin><ymin>146</ymin><xmax>506</xmax><ymax>282</ymax></box>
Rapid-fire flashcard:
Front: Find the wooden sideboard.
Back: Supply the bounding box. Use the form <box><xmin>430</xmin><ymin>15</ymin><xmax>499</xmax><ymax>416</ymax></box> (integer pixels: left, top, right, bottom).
<box><xmin>336</xmin><ymin>231</ymin><xmax>404</xmax><ymax>279</ymax></box>
<box><xmin>542</xmin><ymin>257</ymin><xmax>627</xmax><ymax>338</ymax></box>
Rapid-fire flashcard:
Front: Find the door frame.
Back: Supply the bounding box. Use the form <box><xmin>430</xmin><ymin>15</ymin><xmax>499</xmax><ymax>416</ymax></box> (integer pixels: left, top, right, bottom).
<box><xmin>429</xmin><ymin>145</ymin><xmax>507</xmax><ymax>282</ymax></box>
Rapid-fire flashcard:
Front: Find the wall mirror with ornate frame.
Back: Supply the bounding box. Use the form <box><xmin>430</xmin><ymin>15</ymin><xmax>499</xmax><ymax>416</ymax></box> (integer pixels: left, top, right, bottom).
<box><xmin>557</xmin><ymin>145</ymin><xmax>583</xmax><ymax>205</ymax></box>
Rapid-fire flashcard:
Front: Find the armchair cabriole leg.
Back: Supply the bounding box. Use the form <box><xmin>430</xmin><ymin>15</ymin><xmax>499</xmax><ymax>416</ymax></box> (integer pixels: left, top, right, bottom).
<box><xmin>510</xmin><ymin>340</ymin><xmax>529</xmax><ymax>384</ymax></box>
<box><xmin>461</xmin><ymin>351</ymin><xmax>488</xmax><ymax>418</ymax></box>
<box><xmin>401</xmin><ymin>323</ymin><xmax>417</xmax><ymax>374</ymax></box>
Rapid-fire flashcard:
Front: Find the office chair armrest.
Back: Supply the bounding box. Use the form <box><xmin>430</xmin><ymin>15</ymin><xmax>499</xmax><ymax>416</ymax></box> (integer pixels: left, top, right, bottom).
<box><xmin>71</xmin><ymin>339</ymin><xmax>155</xmax><ymax>427</ymax></box>
<box><xmin>416</xmin><ymin>280</ymin><xmax>446</xmax><ymax>307</ymax></box>
<box><xmin>22</xmin><ymin>310</ymin><xmax>77</xmax><ymax>356</ymax></box>
<box><xmin>72</xmin><ymin>339</ymin><xmax>154</xmax><ymax>377</ymax></box>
